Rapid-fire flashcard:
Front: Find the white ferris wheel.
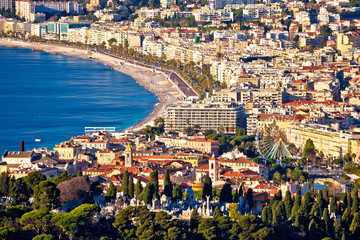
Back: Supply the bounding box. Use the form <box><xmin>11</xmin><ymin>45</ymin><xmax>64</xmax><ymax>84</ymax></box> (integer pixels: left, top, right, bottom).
<box><xmin>255</xmin><ymin>123</ymin><xmax>294</xmax><ymax>160</ymax></box>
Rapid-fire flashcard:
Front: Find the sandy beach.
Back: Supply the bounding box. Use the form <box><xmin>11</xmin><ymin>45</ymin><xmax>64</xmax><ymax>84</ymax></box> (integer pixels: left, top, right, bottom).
<box><xmin>0</xmin><ymin>38</ymin><xmax>184</xmax><ymax>133</ymax></box>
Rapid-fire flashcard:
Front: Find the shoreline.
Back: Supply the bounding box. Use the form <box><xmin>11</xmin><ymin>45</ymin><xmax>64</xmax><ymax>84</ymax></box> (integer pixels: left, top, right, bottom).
<box><xmin>0</xmin><ymin>38</ymin><xmax>183</xmax><ymax>133</ymax></box>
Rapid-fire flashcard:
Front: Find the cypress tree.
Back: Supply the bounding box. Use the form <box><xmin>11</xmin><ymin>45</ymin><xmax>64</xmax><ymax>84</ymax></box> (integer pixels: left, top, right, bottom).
<box><xmin>347</xmin><ymin>192</ymin><xmax>352</xmax><ymax>210</ymax></box>
<box><xmin>294</xmin><ymin>205</ymin><xmax>308</xmax><ymax>230</ymax></box>
<box><xmin>291</xmin><ymin>189</ymin><xmax>301</xmax><ymax>219</ymax></box>
<box><xmin>261</xmin><ymin>206</ymin><xmax>272</xmax><ymax>224</ymax></box>
<box><xmin>330</xmin><ymin>197</ymin><xmax>337</xmax><ymax>214</ymax></box>
<box><xmin>233</xmin><ymin>189</ymin><xmax>239</xmax><ymax>203</ymax></box>
<box><xmin>122</xmin><ymin>170</ymin><xmax>129</xmax><ymax>197</ymax></box>
<box><xmin>239</xmin><ymin>183</ymin><xmax>244</xmax><ymax>196</ymax></box>
<box><xmin>202</xmin><ymin>175</ymin><xmax>213</xmax><ymax>201</ymax></box>
<box><xmin>317</xmin><ymin>189</ymin><xmax>325</xmax><ymax>213</ymax></box>
<box><xmin>0</xmin><ymin>172</ymin><xmax>10</xmax><ymax>197</ymax></box>
<box><xmin>284</xmin><ymin>190</ymin><xmax>293</xmax><ymax>220</ymax></box>
<box><xmin>343</xmin><ymin>193</ymin><xmax>348</xmax><ymax>211</ymax></box>
<box><xmin>322</xmin><ymin>188</ymin><xmax>329</xmax><ymax>206</ymax></box>
<box><xmin>351</xmin><ymin>190</ymin><xmax>359</xmax><ymax>214</ymax></box>
<box><xmin>220</xmin><ymin>183</ymin><xmax>232</xmax><ymax>203</ymax></box>
<box><xmin>333</xmin><ymin>220</ymin><xmax>342</xmax><ymax>240</ymax></box>
<box><xmin>308</xmin><ymin>219</ymin><xmax>318</xmax><ymax>240</ymax></box>
<box><xmin>246</xmin><ymin>188</ymin><xmax>253</xmax><ymax>209</ymax></box>
<box><xmin>349</xmin><ymin>212</ymin><xmax>360</xmax><ymax>235</ymax></box>
<box><xmin>341</xmin><ymin>207</ymin><xmax>352</xmax><ymax>230</ymax></box>
<box><xmin>149</xmin><ymin>170</ymin><xmax>159</xmax><ymax>200</ymax></box>
<box><xmin>323</xmin><ymin>208</ymin><xmax>331</xmax><ymax>233</ymax></box>
<box><xmin>163</xmin><ymin>169</ymin><xmax>172</xmax><ymax>199</ymax></box>
<box><xmin>128</xmin><ymin>175</ymin><xmax>134</xmax><ymax>199</ymax></box>
<box><xmin>301</xmin><ymin>192</ymin><xmax>313</xmax><ymax>213</ymax></box>
<box><xmin>273</xmin><ymin>201</ymin><xmax>286</xmax><ymax>225</ymax></box>
<box><xmin>135</xmin><ymin>178</ymin><xmax>142</xmax><ymax>199</ymax></box>
<box><xmin>310</xmin><ymin>202</ymin><xmax>321</xmax><ymax>219</ymax></box>
<box><xmin>105</xmin><ymin>182</ymin><xmax>117</xmax><ymax>202</ymax></box>
<box><xmin>276</xmin><ymin>190</ymin><xmax>282</xmax><ymax>201</ymax></box>
<box><xmin>142</xmin><ymin>185</ymin><xmax>152</xmax><ymax>204</ymax></box>
<box><xmin>172</xmin><ymin>184</ymin><xmax>182</xmax><ymax>201</ymax></box>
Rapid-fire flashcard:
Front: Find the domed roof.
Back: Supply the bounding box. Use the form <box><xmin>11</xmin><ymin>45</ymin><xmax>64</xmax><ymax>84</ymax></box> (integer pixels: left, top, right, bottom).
<box><xmin>236</xmin><ymin>65</ymin><xmax>246</xmax><ymax>75</ymax></box>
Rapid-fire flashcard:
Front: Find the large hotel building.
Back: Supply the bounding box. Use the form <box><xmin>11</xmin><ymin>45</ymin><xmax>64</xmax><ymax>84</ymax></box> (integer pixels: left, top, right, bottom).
<box><xmin>164</xmin><ymin>102</ymin><xmax>246</xmax><ymax>134</ymax></box>
<box><xmin>15</xmin><ymin>0</ymin><xmax>82</xmax><ymax>21</ymax></box>
<box><xmin>287</xmin><ymin>123</ymin><xmax>360</xmax><ymax>158</ymax></box>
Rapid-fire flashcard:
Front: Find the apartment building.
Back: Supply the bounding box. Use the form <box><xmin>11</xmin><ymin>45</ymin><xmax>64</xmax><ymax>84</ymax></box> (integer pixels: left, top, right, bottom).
<box><xmin>175</xmin><ymin>153</ymin><xmax>208</xmax><ymax>167</ymax></box>
<box><xmin>186</xmin><ymin>139</ymin><xmax>220</xmax><ymax>156</ymax></box>
<box><xmin>337</xmin><ymin>32</ymin><xmax>360</xmax><ymax>55</ymax></box>
<box><xmin>210</xmin><ymin>0</ymin><xmax>255</xmax><ymax>9</ymax></box>
<box><xmin>0</xmin><ymin>0</ymin><xmax>13</xmax><ymax>11</ymax></box>
<box><xmin>16</xmin><ymin>0</ymin><xmax>82</xmax><ymax>21</ymax></box>
<box><xmin>243</xmin><ymin>4</ymin><xmax>281</xmax><ymax>20</ymax></box>
<box><xmin>164</xmin><ymin>102</ymin><xmax>246</xmax><ymax>134</ymax></box>
<box><xmin>95</xmin><ymin>148</ymin><xmax>122</xmax><ymax>165</ymax></box>
<box><xmin>54</xmin><ymin>142</ymin><xmax>82</xmax><ymax>160</ymax></box>
<box><xmin>294</xmin><ymin>11</ymin><xmax>310</xmax><ymax>24</ymax></box>
<box><xmin>193</xmin><ymin>6</ymin><xmax>234</xmax><ymax>22</ymax></box>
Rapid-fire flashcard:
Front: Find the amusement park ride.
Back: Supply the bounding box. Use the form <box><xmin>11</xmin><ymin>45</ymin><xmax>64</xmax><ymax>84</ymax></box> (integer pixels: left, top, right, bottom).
<box><xmin>255</xmin><ymin>123</ymin><xmax>297</xmax><ymax>162</ymax></box>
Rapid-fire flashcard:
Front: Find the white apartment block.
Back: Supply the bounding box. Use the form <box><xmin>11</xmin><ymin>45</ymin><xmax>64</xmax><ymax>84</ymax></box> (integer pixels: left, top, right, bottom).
<box><xmin>142</xmin><ymin>38</ymin><xmax>165</xmax><ymax>57</ymax></box>
<box><xmin>15</xmin><ymin>0</ymin><xmax>82</xmax><ymax>21</ymax></box>
<box><xmin>243</xmin><ymin>4</ymin><xmax>281</xmax><ymax>19</ymax></box>
<box><xmin>193</xmin><ymin>6</ymin><xmax>233</xmax><ymax>22</ymax></box>
<box><xmin>165</xmin><ymin>102</ymin><xmax>246</xmax><ymax>134</ymax></box>
<box><xmin>294</xmin><ymin>11</ymin><xmax>310</xmax><ymax>24</ymax></box>
<box><xmin>260</xmin><ymin>75</ymin><xmax>294</xmax><ymax>89</ymax></box>
<box><xmin>317</xmin><ymin>7</ymin><xmax>340</xmax><ymax>23</ymax></box>
<box><xmin>0</xmin><ymin>0</ymin><xmax>13</xmax><ymax>11</ymax></box>
<box><xmin>210</xmin><ymin>0</ymin><xmax>255</xmax><ymax>9</ymax></box>
<box><xmin>137</xmin><ymin>7</ymin><xmax>161</xmax><ymax>19</ymax></box>
<box><xmin>68</xmin><ymin>27</ymin><xmax>88</xmax><ymax>44</ymax></box>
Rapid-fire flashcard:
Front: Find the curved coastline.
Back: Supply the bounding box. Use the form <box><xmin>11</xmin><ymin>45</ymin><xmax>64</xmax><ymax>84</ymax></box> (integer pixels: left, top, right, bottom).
<box><xmin>0</xmin><ymin>38</ymin><xmax>183</xmax><ymax>133</ymax></box>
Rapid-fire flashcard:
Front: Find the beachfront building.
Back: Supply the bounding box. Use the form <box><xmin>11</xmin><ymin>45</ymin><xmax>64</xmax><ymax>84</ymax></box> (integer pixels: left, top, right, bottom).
<box><xmin>44</xmin><ymin>22</ymin><xmax>91</xmax><ymax>40</ymax></box>
<box><xmin>164</xmin><ymin>102</ymin><xmax>246</xmax><ymax>134</ymax></box>
<box><xmin>15</xmin><ymin>0</ymin><xmax>83</xmax><ymax>22</ymax></box>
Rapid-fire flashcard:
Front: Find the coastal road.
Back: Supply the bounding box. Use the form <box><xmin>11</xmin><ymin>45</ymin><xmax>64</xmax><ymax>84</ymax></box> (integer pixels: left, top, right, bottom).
<box><xmin>99</xmin><ymin>51</ymin><xmax>198</xmax><ymax>98</ymax></box>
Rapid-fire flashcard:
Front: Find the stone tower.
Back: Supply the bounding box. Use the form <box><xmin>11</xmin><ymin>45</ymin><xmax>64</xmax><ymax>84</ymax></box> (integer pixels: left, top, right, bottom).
<box><xmin>208</xmin><ymin>153</ymin><xmax>218</xmax><ymax>183</ymax></box>
<box><xmin>125</xmin><ymin>144</ymin><xmax>133</xmax><ymax>168</ymax></box>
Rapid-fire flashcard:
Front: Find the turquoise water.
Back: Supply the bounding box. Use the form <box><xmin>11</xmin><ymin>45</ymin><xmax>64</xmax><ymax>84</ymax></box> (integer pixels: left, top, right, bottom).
<box><xmin>0</xmin><ymin>45</ymin><xmax>158</xmax><ymax>151</ymax></box>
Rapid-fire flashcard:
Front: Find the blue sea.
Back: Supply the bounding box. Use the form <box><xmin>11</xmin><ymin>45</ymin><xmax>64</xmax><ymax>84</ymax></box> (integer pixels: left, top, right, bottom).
<box><xmin>0</xmin><ymin>45</ymin><xmax>158</xmax><ymax>151</ymax></box>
